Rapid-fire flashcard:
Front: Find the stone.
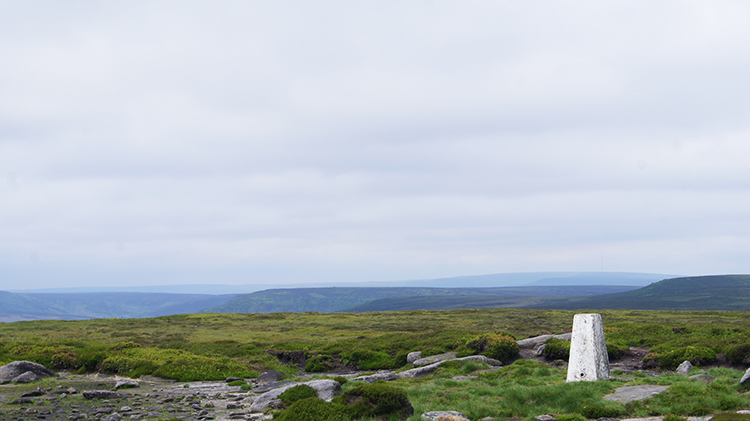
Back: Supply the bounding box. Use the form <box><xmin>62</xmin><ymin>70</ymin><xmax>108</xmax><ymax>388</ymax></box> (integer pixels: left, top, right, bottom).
<box><xmin>114</xmin><ymin>379</ymin><xmax>140</xmax><ymax>390</ymax></box>
<box><xmin>741</xmin><ymin>367</ymin><xmax>750</xmax><ymax>384</ymax></box>
<box><xmin>602</xmin><ymin>385</ymin><xmax>669</xmax><ymax>403</ymax></box>
<box><xmin>105</xmin><ymin>414</ymin><xmax>122</xmax><ymax>421</ymax></box>
<box><xmin>517</xmin><ymin>333</ymin><xmax>572</xmax><ymax>349</ymax></box>
<box><xmin>676</xmin><ymin>360</ymin><xmax>693</xmax><ymax>375</ymax></box>
<box><xmin>536</xmin><ymin>344</ymin><xmax>547</xmax><ymax>356</ymax></box>
<box><xmin>421</xmin><ymin>410</ymin><xmax>471</xmax><ymax>420</ymax></box>
<box><xmin>301</xmin><ymin>379</ymin><xmax>342</xmax><ymax>401</ymax></box>
<box><xmin>226</xmin><ymin>376</ymin><xmax>245</xmax><ymax>383</ymax></box>
<box><xmin>413</xmin><ymin>352</ymin><xmax>458</xmax><ymax>367</ymax></box>
<box><xmin>21</xmin><ymin>387</ymin><xmax>46</xmax><ymax>397</ymax></box>
<box><xmin>252</xmin><ymin>380</ymin><xmax>298</xmax><ymax>394</ymax></box>
<box><xmin>12</xmin><ymin>371</ymin><xmax>41</xmax><ymax>383</ymax></box>
<box><xmin>536</xmin><ymin>415</ymin><xmax>556</xmax><ymax>421</ymax></box>
<box><xmin>82</xmin><ymin>390</ymin><xmax>131</xmax><ymax>399</ymax></box>
<box><xmin>397</xmin><ymin>362</ymin><xmax>443</xmax><ymax>379</ymax></box>
<box><xmin>0</xmin><ymin>361</ymin><xmax>55</xmax><ymax>384</ymax></box>
<box><xmin>566</xmin><ymin>314</ymin><xmax>610</xmax><ymax>382</ymax></box>
<box><xmin>249</xmin><ymin>379</ymin><xmax>341</xmax><ymax>412</ymax></box>
<box><xmin>256</xmin><ymin>370</ymin><xmax>284</xmax><ymax>384</ymax></box>
<box><xmin>454</xmin><ymin>355</ymin><xmax>502</xmax><ymax>366</ymax></box>
<box><xmin>407</xmin><ymin>351</ymin><xmax>422</xmax><ymax>364</ymax></box>
<box><xmin>350</xmin><ymin>372</ymin><xmax>399</xmax><ymax>383</ymax></box>
<box><xmin>689</xmin><ymin>374</ymin><xmax>715</xmax><ymax>383</ymax></box>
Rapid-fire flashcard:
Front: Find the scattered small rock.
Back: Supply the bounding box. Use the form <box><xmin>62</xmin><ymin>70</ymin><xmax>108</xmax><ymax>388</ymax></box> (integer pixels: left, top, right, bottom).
<box><xmin>82</xmin><ymin>390</ymin><xmax>131</xmax><ymax>400</ymax></box>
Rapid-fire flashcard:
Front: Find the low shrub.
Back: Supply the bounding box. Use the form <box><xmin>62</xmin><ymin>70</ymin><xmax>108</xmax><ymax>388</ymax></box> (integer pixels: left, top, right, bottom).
<box><xmin>333</xmin><ymin>376</ymin><xmax>348</xmax><ymax>385</ymax></box>
<box><xmin>607</xmin><ymin>342</ymin><xmax>628</xmax><ymax>360</ymax></box>
<box><xmin>645</xmin><ymin>346</ymin><xmax>717</xmax><ymax>370</ymax></box>
<box><xmin>335</xmin><ymin>382</ymin><xmax>413</xmax><ymax>420</ymax></box>
<box><xmin>340</xmin><ymin>350</ymin><xmax>399</xmax><ymax>370</ymax></box>
<box><xmin>273</xmin><ymin>397</ymin><xmax>348</xmax><ymax>421</ymax></box>
<box><xmin>464</xmin><ymin>332</ymin><xmax>519</xmax><ymax>364</ymax></box>
<box><xmin>274</xmin><ymin>383</ymin><xmax>412</xmax><ymax>421</ymax></box>
<box><xmin>542</xmin><ymin>338</ymin><xmax>571</xmax><ymax>361</ymax></box>
<box><xmin>725</xmin><ymin>344</ymin><xmax>750</xmax><ymax>365</ymax></box>
<box><xmin>305</xmin><ymin>355</ymin><xmax>334</xmax><ymax>372</ymax></box>
<box><xmin>279</xmin><ymin>384</ymin><xmax>318</xmax><ymax>406</ymax></box>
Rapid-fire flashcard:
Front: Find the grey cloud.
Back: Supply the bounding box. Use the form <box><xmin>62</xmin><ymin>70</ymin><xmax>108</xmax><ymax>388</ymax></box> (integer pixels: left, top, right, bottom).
<box><xmin>1</xmin><ymin>1</ymin><xmax>750</xmax><ymax>289</ymax></box>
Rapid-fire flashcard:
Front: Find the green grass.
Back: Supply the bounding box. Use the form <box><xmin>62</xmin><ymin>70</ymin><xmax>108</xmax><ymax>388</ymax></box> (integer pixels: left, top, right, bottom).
<box><xmin>3</xmin><ymin>309</ymin><xmax>750</xmax><ymax>382</ymax></box>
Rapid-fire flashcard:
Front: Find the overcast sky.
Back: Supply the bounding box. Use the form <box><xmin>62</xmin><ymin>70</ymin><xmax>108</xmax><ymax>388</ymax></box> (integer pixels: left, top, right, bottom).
<box><xmin>2</xmin><ymin>1</ymin><xmax>750</xmax><ymax>290</ymax></box>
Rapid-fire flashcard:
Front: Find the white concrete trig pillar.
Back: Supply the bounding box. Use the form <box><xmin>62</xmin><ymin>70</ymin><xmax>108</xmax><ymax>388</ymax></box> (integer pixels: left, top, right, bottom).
<box><xmin>566</xmin><ymin>313</ymin><xmax>610</xmax><ymax>382</ymax></box>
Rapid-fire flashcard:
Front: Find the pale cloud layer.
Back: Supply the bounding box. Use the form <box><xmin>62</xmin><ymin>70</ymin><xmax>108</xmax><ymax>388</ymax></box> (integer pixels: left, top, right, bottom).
<box><xmin>2</xmin><ymin>1</ymin><xmax>750</xmax><ymax>289</ymax></box>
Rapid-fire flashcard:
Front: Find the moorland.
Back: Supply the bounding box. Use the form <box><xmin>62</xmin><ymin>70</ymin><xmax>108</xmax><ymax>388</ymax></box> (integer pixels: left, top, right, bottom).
<box><xmin>3</xmin><ymin>307</ymin><xmax>750</xmax><ymax>420</ymax></box>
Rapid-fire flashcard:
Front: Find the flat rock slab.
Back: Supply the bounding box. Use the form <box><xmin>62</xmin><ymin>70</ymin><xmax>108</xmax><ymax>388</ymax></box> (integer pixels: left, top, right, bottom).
<box><xmin>413</xmin><ymin>352</ymin><xmax>458</xmax><ymax>367</ymax></box>
<box><xmin>397</xmin><ymin>362</ymin><xmax>443</xmax><ymax>379</ymax></box>
<box><xmin>454</xmin><ymin>355</ymin><xmax>502</xmax><ymax>366</ymax></box>
<box><xmin>517</xmin><ymin>334</ymin><xmax>572</xmax><ymax>349</ymax></box>
<box><xmin>422</xmin><ymin>410</ymin><xmax>471</xmax><ymax>420</ymax></box>
<box><xmin>603</xmin><ymin>385</ymin><xmax>669</xmax><ymax>403</ymax></box>
<box><xmin>350</xmin><ymin>372</ymin><xmax>399</xmax><ymax>383</ymax></box>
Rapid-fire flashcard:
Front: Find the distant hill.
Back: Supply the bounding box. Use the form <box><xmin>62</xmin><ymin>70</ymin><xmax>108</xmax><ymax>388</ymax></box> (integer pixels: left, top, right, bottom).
<box><xmin>394</xmin><ymin>271</ymin><xmax>672</xmax><ymax>288</ymax></box>
<box><xmin>342</xmin><ymin>275</ymin><xmax>750</xmax><ymax>312</ymax></box>
<box><xmin>0</xmin><ymin>291</ymin><xmax>235</xmax><ymax>321</ymax></box>
<box><xmin>202</xmin><ymin>285</ymin><xmax>638</xmax><ymax>313</ymax></box>
<box><xmin>527</xmin><ymin>274</ymin><xmax>750</xmax><ymax>311</ymax></box>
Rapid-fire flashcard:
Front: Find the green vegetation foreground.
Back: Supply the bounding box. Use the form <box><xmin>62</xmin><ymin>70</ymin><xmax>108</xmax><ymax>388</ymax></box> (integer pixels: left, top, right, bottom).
<box><xmin>3</xmin><ymin>309</ymin><xmax>750</xmax><ymax>379</ymax></box>
<box><xmin>5</xmin><ymin>309</ymin><xmax>750</xmax><ymax>419</ymax></box>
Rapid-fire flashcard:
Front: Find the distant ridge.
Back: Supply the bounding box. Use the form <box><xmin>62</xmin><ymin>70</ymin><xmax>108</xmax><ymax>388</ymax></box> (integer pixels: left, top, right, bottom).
<box><xmin>529</xmin><ymin>274</ymin><xmax>750</xmax><ymax>311</ymax></box>
<box><xmin>341</xmin><ymin>275</ymin><xmax>750</xmax><ymax>312</ymax></box>
<box><xmin>202</xmin><ymin>285</ymin><xmax>639</xmax><ymax>314</ymax></box>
